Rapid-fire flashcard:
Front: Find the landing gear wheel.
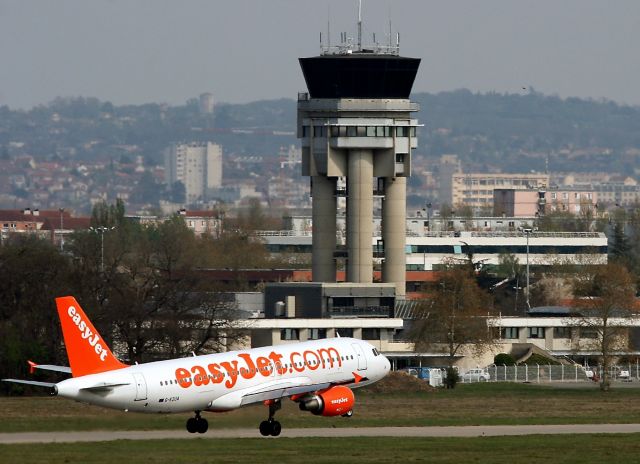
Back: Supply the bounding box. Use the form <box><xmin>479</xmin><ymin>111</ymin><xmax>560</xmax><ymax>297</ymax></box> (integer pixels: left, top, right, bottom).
<box><xmin>259</xmin><ymin>421</ymin><xmax>271</xmax><ymax>436</ymax></box>
<box><xmin>259</xmin><ymin>420</ymin><xmax>281</xmax><ymax>436</ymax></box>
<box><xmin>259</xmin><ymin>400</ymin><xmax>283</xmax><ymax>437</ymax></box>
<box><xmin>197</xmin><ymin>418</ymin><xmax>209</xmax><ymax>434</ymax></box>
<box><xmin>186</xmin><ymin>417</ymin><xmax>198</xmax><ymax>434</ymax></box>
<box><xmin>342</xmin><ymin>410</ymin><xmax>354</xmax><ymax>418</ymax></box>
<box><xmin>270</xmin><ymin>420</ymin><xmax>281</xmax><ymax>436</ymax></box>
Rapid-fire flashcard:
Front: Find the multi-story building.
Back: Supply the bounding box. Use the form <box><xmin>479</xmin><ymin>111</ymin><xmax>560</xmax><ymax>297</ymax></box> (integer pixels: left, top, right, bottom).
<box><xmin>437</xmin><ymin>154</ymin><xmax>462</xmax><ymax>205</ymax></box>
<box><xmin>164</xmin><ymin>142</ymin><xmax>222</xmax><ymax>204</ymax></box>
<box><xmin>450</xmin><ymin>172</ymin><xmax>549</xmax><ymax>209</ymax></box>
<box><xmin>494</xmin><ymin>188</ymin><xmax>598</xmax><ymax>217</ymax></box>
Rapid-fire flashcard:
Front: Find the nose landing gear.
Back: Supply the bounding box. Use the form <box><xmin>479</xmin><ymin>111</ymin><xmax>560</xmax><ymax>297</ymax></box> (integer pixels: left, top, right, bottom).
<box><xmin>259</xmin><ymin>399</ymin><xmax>282</xmax><ymax>436</ymax></box>
<box><xmin>186</xmin><ymin>411</ymin><xmax>209</xmax><ymax>434</ymax></box>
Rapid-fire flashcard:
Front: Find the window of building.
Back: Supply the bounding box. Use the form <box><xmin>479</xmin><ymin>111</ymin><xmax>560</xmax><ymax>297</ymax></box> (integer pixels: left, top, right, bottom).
<box><xmin>384</xmin><ymin>126</ymin><xmax>393</xmax><ymax>137</ymax></box>
<box><xmin>376</xmin><ymin>126</ymin><xmax>385</xmax><ymax>137</ymax></box>
<box><xmin>362</xmin><ymin>328</ymin><xmax>380</xmax><ymax>340</ymax></box>
<box><xmin>301</xmin><ymin>126</ymin><xmax>309</xmax><ymax>137</ymax></box>
<box><xmin>347</xmin><ymin>126</ymin><xmax>357</xmax><ymax>137</ymax></box>
<box><xmin>280</xmin><ymin>329</ymin><xmax>299</xmax><ymax>341</ymax></box>
<box><xmin>336</xmin><ymin>328</ymin><xmax>353</xmax><ymax>337</ymax></box>
<box><xmin>330</xmin><ymin>126</ymin><xmax>339</xmax><ymax>137</ymax></box>
<box><xmin>339</xmin><ymin>126</ymin><xmax>348</xmax><ymax>137</ymax></box>
<box><xmin>396</xmin><ymin>153</ymin><xmax>405</xmax><ymax>163</ymax></box>
<box><xmin>553</xmin><ymin>327</ymin><xmax>571</xmax><ymax>339</ymax></box>
<box><xmin>366</xmin><ymin>126</ymin><xmax>376</xmax><ymax>137</ymax></box>
<box><xmin>396</xmin><ymin>126</ymin><xmax>408</xmax><ymax>137</ymax></box>
<box><xmin>528</xmin><ymin>327</ymin><xmax>545</xmax><ymax>339</ymax></box>
<box><xmin>356</xmin><ymin>126</ymin><xmax>367</xmax><ymax>137</ymax></box>
<box><xmin>580</xmin><ymin>328</ymin><xmax>599</xmax><ymax>339</ymax></box>
<box><xmin>313</xmin><ymin>126</ymin><xmax>325</xmax><ymax>137</ymax></box>
<box><xmin>308</xmin><ymin>328</ymin><xmax>326</xmax><ymax>340</ymax></box>
<box><xmin>501</xmin><ymin>327</ymin><xmax>519</xmax><ymax>339</ymax></box>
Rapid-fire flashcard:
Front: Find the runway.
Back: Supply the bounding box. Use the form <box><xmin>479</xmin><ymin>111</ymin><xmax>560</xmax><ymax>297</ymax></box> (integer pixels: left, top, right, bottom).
<box><xmin>2</xmin><ymin>424</ymin><xmax>640</xmax><ymax>444</ymax></box>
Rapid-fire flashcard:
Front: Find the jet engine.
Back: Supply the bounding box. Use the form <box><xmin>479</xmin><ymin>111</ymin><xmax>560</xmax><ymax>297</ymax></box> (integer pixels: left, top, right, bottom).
<box><xmin>297</xmin><ymin>385</ymin><xmax>355</xmax><ymax>416</ymax></box>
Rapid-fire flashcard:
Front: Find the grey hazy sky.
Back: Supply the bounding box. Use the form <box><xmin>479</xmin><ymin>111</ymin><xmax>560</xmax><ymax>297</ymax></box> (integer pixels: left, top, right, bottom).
<box><xmin>1</xmin><ymin>0</ymin><xmax>639</xmax><ymax>109</ymax></box>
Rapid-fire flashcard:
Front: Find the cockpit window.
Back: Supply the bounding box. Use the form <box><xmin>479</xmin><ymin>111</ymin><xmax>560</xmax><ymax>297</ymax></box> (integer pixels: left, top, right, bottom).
<box><xmin>372</xmin><ymin>348</ymin><xmax>380</xmax><ymax>356</ymax></box>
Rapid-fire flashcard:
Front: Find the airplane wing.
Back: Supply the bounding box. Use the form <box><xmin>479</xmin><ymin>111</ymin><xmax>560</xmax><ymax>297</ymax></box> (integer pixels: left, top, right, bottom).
<box><xmin>1</xmin><ymin>379</ymin><xmax>56</xmax><ymax>388</ymax></box>
<box><xmin>28</xmin><ymin>361</ymin><xmax>72</xmax><ymax>375</ymax></box>
<box><xmin>239</xmin><ymin>380</ymin><xmax>333</xmax><ymax>406</ymax></box>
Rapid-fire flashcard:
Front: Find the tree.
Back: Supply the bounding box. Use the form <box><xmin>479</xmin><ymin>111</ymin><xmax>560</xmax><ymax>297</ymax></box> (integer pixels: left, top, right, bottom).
<box><xmin>410</xmin><ymin>266</ymin><xmax>496</xmax><ymax>376</ymax></box>
<box><xmin>610</xmin><ymin>220</ymin><xmax>630</xmax><ymax>265</ymax></box>
<box><xmin>571</xmin><ymin>263</ymin><xmax>637</xmax><ymax>391</ymax></box>
<box><xmin>0</xmin><ymin>236</ymin><xmax>73</xmax><ymax>388</ymax></box>
<box><xmin>69</xmin><ymin>203</ymin><xmax>240</xmax><ymax>362</ymax></box>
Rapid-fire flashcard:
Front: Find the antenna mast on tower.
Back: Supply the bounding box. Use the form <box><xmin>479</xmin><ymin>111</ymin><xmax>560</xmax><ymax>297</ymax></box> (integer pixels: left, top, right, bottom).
<box><xmin>357</xmin><ymin>0</ymin><xmax>362</xmax><ymax>51</ymax></box>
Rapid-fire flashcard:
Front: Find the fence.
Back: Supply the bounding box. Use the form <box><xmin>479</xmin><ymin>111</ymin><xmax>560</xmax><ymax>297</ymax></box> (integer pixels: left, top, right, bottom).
<box><xmin>459</xmin><ymin>364</ymin><xmax>640</xmax><ymax>383</ymax></box>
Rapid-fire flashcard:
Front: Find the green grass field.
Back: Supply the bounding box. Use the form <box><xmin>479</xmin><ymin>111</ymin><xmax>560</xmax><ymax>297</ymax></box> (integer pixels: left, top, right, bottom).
<box><xmin>3</xmin><ymin>382</ymin><xmax>640</xmax><ymax>463</ymax></box>
<box><xmin>2</xmin><ymin>382</ymin><xmax>640</xmax><ymax>433</ymax></box>
<box><xmin>1</xmin><ymin>435</ymin><xmax>638</xmax><ymax>464</ymax></box>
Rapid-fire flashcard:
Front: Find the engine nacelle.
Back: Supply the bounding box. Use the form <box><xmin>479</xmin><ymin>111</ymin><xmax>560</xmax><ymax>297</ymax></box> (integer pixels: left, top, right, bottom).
<box><xmin>298</xmin><ymin>385</ymin><xmax>355</xmax><ymax>417</ymax></box>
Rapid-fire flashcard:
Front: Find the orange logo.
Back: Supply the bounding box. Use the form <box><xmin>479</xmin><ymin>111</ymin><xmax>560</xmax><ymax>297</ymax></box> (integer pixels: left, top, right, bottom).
<box><xmin>67</xmin><ymin>305</ymin><xmax>108</xmax><ymax>362</ymax></box>
<box><xmin>175</xmin><ymin>347</ymin><xmax>343</xmax><ymax>390</ymax></box>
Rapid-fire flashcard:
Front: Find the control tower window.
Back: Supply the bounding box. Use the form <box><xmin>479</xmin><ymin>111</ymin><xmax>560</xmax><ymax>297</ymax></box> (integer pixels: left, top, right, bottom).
<box><xmin>313</xmin><ymin>126</ymin><xmax>325</xmax><ymax>137</ymax></box>
<box><xmin>376</xmin><ymin>126</ymin><xmax>385</xmax><ymax>137</ymax></box>
<box><xmin>366</xmin><ymin>126</ymin><xmax>376</xmax><ymax>137</ymax></box>
<box><xmin>410</xmin><ymin>127</ymin><xmax>417</xmax><ymax>137</ymax></box>
<box><xmin>396</xmin><ymin>127</ymin><xmax>408</xmax><ymax>137</ymax></box>
<box><xmin>384</xmin><ymin>127</ymin><xmax>393</xmax><ymax>137</ymax></box>
<box><xmin>347</xmin><ymin>126</ymin><xmax>357</xmax><ymax>137</ymax></box>
<box><xmin>302</xmin><ymin>126</ymin><xmax>309</xmax><ymax>137</ymax></box>
<box><xmin>356</xmin><ymin>126</ymin><xmax>367</xmax><ymax>137</ymax></box>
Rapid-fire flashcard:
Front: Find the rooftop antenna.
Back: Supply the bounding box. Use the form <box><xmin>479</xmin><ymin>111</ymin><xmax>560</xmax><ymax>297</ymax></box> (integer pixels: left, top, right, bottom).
<box><xmin>327</xmin><ymin>6</ymin><xmax>331</xmax><ymax>50</ymax></box>
<box><xmin>357</xmin><ymin>0</ymin><xmax>362</xmax><ymax>51</ymax></box>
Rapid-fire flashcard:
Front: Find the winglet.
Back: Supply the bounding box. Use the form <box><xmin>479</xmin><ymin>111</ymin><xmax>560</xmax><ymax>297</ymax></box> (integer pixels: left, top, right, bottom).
<box><xmin>55</xmin><ymin>296</ymin><xmax>127</xmax><ymax>377</ymax></box>
<box><xmin>27</xmin><ymin>360</ymin><xmax>37</xmax><ymax>375</ymax></box>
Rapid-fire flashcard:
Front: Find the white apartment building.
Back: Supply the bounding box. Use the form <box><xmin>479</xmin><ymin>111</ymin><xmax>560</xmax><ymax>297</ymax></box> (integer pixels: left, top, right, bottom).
<box><xmin>450</xmin><ymin>172</ymin><xmax>549</xmax><ymax>208</ymax></box>
<box><xmin>164</xmin><ymin>142</ymin><xmax>222</xmax><ymax>203</ymax></box>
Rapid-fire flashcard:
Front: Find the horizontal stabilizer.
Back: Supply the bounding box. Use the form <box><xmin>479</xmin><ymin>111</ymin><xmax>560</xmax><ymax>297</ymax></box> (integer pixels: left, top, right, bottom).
<box><xmin>80</xmin><ymin>382</ymin><xmax>130</xmax><ymax>392</ymax></box>
<box><xmin>2</xmin><ymin>379</ymin><xmax>56</xmax><ymax>389</ymax></box>
<box><xmin>28</xmin><ymin>361</ymin><xmax>71</xmax><ymax>375</ymax></box>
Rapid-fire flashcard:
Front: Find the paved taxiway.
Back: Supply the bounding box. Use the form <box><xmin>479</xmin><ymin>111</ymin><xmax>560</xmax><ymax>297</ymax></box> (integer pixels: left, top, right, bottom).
<box><xmin>2</xmin><ymin>424</ymin><xmax>640</xmax><ymax>444</ymax></box>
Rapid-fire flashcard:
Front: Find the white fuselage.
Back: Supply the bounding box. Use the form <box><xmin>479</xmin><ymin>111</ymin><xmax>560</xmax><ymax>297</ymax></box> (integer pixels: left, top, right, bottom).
<box><xmin>55</xmin><ymin>337</ymin><xmax>390</xmax><ymax>413</ymax></box>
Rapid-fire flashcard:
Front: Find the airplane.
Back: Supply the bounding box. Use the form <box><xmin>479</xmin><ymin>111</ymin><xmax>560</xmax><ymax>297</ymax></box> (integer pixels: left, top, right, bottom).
<box><xmin>2</xmin><ymin>296</ymin><xmax>390</xmax><ymax>436</ymax></box>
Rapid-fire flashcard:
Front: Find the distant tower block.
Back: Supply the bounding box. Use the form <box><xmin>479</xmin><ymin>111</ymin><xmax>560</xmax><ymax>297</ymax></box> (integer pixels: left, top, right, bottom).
<box><xmin>297</xmin><ymin>34</ymin><xmax>421</xmax><ymax>296</ymax></box>
<box><xmin>199</xmin><ymin>93</ymin><xmax>215</xmax><ymax>114</ymax></box>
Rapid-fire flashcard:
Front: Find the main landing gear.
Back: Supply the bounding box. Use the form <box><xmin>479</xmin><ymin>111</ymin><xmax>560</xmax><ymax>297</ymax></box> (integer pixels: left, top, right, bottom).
<box><xmin>259</xmin><ymin>399</ymin><xmax>282</xmax><ymax>437</ymax></box>
<box><xmin>186</xmin><ymin>411</ymin><xmax>209</xmax><ymax>434</ymax></box>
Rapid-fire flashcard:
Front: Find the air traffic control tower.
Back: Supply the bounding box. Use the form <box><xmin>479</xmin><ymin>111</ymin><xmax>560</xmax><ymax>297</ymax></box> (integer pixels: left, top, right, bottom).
<box><xmin>297</xmin><ymin>33</ymin><xmax>421</xmax><ymax>297</ymax></box>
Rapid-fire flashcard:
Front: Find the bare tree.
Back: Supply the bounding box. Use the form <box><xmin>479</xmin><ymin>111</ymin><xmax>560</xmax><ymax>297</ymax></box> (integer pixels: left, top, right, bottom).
<box><xmin>411</xmin><ymin>265</ymin><xmax>496</xmax><ymax>371</ymax></box>
<box><xmin>571</xmin><ymin>263</ymin><xmax>637</xmax><ymax>391</ymax></box>
<box><xmin>68</xmin><ymin>210</ymin><xmax>241</xmax><ymax>363</ymax></box>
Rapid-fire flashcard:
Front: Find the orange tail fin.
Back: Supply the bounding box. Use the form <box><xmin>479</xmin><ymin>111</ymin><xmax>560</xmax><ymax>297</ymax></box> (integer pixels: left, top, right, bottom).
<box><xmin>56</xmin><ymin>296</ymin><xmax>127</xmax><ymax>377</ymax></box>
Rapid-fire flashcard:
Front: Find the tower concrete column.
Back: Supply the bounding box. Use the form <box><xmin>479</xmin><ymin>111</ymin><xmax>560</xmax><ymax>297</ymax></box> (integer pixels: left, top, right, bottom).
<box><xmin>382</xmin><ymin>176</ymin><xmax>407</xmax><ymax>296</ymax></box>
<box><xmin>346</xmin><ymin>149</ymin><xmax>373</xmax><ymax>283</ymax></box>
<box><xmin>312</xmin><ymin>176</ymin><xmax>337</xmax><ymax>282</ymax></box>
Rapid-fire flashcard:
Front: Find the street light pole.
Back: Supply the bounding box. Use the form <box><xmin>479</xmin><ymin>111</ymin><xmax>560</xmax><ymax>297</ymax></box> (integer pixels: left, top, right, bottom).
<box><xmin>90</xmin><ymin>226</ymin><xmax>114</xmax><ymax>273</ymax></box>
<box><xmin>59</xmin><ymin>208</ymin><xmax>65</xmax><ymax>252</ymax></box>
